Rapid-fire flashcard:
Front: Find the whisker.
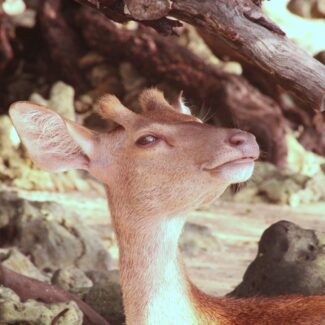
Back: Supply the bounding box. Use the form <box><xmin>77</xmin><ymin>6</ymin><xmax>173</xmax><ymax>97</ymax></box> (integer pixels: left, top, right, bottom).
<box><xmin>197</xmin><ymin>103</ymin><xmax>207</xmax><ymax>121</ymax></box>
<box><xmin>230</xmin><ymin>181</ymin><xmax>248</xmax><ymax>194</ymax></box>
<box><xmin>201</xmin><ymin>107</ymin><xmax>211</xmax><ymax>123</ymax></box>
<box><xmin>198</xmin><ymin>104</ymin><xmax>219</xmax><ymax>123</ymax></box>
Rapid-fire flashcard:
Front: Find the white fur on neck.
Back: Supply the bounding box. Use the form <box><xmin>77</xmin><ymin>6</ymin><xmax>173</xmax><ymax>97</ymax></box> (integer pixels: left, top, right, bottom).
<box><xmin>117</xmin><ymin>217</ymin><xmax>198</xmax><ymax>325</ymax></box>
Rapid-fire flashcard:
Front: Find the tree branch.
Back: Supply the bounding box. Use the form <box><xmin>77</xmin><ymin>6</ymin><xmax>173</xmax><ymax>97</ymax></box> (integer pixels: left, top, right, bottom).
<box><xmin>73</xmin><ymin>0</ymin><xmax>325</xmax><ymax>111</ymax></box>
<box><xmin>170</xmin><ymin>0</ymin><xmax>325</xmax><ymax>111</ymax></box>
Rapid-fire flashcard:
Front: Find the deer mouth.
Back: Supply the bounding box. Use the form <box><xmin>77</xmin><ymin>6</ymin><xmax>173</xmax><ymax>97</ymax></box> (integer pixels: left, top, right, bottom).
<box><xmin>205</xmin><ymin>156</ymin><xmax>256</xmax><ymax>171</ymax></box>
<box><xmin>220</xmin><ymin>157</ymin><xmax>256</xmax><ymax>167</ymax></box>
<box><xmin>204</xmin><ymin>156</ymin><xmax>257</xmax><ymax>183</ymax></box>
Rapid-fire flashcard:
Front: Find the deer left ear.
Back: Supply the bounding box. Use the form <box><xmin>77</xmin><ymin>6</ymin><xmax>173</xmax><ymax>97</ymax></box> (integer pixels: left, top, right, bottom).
<box><xmin>171</xmin><ymin>91</ymin><xmax>192</xmax><ymax>115</ymax></box>
<box><xmin>9</xmin><ymin>101</ymin><xmax>98</xmax><ymax>172</ymax></box>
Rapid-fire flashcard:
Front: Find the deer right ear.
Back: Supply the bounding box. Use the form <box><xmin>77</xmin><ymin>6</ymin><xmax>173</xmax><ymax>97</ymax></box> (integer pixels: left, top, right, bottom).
<box><xmin>9</xmin><ymin>102</ymin><xmax>98</xmax><ymax>172</ymax></box>
<box><xmin>171</xmin><ymin>91</ymin><xmax>192</xmax><ymax>115</ymax></box>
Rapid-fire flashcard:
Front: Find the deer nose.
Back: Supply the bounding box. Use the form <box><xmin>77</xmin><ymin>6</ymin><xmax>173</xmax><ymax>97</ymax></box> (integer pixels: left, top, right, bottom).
<box><xmin>228</xmin><ymin>131</ymin><xmax>255</xmax><ymax>147</ymax></box>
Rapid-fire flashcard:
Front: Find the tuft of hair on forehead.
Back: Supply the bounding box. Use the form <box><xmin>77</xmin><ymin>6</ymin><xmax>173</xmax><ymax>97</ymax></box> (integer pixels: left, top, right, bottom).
<box><xmin>139</xmin><ymin>88</ymin><xmax>172</xmax><ymax>112</ymax></box>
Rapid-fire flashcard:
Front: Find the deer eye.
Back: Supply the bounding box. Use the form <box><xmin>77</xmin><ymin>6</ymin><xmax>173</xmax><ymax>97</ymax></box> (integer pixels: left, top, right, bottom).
<box><xmin>136</xmin><ymin>135</ymin><xmax>160</xmax><ymax>146</ymax></box>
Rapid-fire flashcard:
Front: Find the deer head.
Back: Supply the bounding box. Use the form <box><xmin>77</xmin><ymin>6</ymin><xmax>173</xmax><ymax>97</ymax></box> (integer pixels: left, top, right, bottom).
<box><xmin>9</xmin><ymin>89</ymin><xmax>259</xmax><ymax>219</ymax></box>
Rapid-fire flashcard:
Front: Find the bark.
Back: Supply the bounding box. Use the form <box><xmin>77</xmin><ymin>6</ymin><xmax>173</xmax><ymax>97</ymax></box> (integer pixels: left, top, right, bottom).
<box><xmin>74</xmin><ymin>0</ymin><xmax>182</xmax><ymax>35</ymax></box>
<box><xmin>77</xmin><ymin>8</ymin><xmax>287</xmax><ymax>165</ymax></box>
<box><xmin>73</xmin><ymin>0</ymin><xmax>325</xmax><ymax>112</ymax></box>
<box><xmin>125</xmin><ymin>0</ymin><xmax>171</xmax><ymax>20</ymax></box>
<box><xmin>0</xmin><ymin>265</ymin><xmax>109</xmax><ymax>325</ymax></box>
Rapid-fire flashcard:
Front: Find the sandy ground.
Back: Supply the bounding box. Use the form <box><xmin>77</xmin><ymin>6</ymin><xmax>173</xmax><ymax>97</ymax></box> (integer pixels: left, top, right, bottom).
<box><xmin>12</xmin><ymin>187</ymin><xmax>325</xmax><ymax>297</ymax></box>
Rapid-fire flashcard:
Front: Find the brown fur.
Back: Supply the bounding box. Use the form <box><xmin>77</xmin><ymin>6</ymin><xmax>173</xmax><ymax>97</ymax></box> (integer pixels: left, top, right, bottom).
<box><xmin>190</xmin><ymin>285</ymin><xmax>325</xmax><ymax>324</ymax></box>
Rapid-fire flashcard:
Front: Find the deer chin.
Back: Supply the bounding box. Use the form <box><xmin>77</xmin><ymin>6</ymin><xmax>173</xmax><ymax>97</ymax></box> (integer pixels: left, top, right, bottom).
<box><xmin>207</xmin><ymin>157</ymin><xmax>255</xmax><ymax>183</ymax></box>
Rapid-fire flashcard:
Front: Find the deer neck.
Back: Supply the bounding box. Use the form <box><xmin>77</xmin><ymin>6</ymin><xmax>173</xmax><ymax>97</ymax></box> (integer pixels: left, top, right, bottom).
<box><xmin>108</xmin><ymin>193</ymin><xmax>199</xmax><ymax>325</ymax></box>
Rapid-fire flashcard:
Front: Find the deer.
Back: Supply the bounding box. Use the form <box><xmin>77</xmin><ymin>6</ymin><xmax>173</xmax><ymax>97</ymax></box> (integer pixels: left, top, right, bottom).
<box><xmin>9</xmin><ymin>89</ymin><xmax>325</xmax><ymax>325</ymax></box>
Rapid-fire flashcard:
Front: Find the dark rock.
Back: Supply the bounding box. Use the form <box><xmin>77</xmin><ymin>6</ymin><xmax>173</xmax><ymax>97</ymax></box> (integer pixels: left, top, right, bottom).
<box><xmin>228</xmin><ymin>220</ymin><xmax>325</xmax><ymax>297</ymax></box>
<box><xmin>84</xmin><ymin>270</ymin><xmax>124</xmax><ymax>325</ymax></box>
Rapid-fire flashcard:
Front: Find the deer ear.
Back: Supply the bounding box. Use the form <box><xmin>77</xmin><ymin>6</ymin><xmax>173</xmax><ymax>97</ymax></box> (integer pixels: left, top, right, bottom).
<box><xmin>9</xmin><ymin>101</ymin><xmax>98</xmax><ymax>172</ymax></box>
<box><xmin>171</xmin><ymin>91</ymin><xmax>192</xmax><ymax>115</ymax></box>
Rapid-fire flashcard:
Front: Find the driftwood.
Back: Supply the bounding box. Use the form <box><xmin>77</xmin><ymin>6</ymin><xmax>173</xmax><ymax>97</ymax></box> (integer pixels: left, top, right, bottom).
<box><xmin>77</xmin><ymin>7</ymin><xmax>287</xmax><ymax>165</ymax></box>
<box><xmin>39</xmin><ymin>0</ymin><xmax>89</xmax><ymax>93</ymax></box>
<box><xmin>74</xmin><ymin>0</ymin><xmax>325</xmax><ymax>112</ymax></box>
<box><xmin>0</xmin><ymin>265</ymin><xmax>109</xmax><ymax>325</ymax></box>
<box><xmin>0</xmin><ymin>7</ymin><xmax>13</xmax><ymax>74</ymax></box>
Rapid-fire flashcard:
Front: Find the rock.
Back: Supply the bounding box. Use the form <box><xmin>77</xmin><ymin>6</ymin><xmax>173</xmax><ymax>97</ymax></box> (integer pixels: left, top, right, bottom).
<box><xmin>0</xmin><ymin>247</ymin><xmax>49</xmax><ymax>282</ymax></box>
<box><xmin>227</xmin><ymin>160</ymin><xmax>325</xmax><ymax>206</ymax></box>
<box><xmin>2</xmin><ymin>0</ymin><xmax>26</xmax><ymax>15</ymax></box>
<box><xmin>0</xmin><ymin>191</ymin><xmax>21</xmax><ymax>230</ymax></box>
<box><xmin>228</xmin><ymin>221</ymin><xmax>325</xmax><ymax>297</ymax></box>
<box><xmin>259</xmin><ymin>178</ymin><xmax>302</xmax><ymax>204</ymax></box>
<box><xmin>75</xmin><ymin>94</ymin><xmax>94</xmax><ymax>114</ymax></box>
<box><xmin>11</xmin><ymin>8</ymin><xmax>37</xmax><ymax>28</ymax></box>
<box><xmin>29</xmin><ymin>92</ymin><xmax>48</xmax><ymax>106</ymax></box>
<box><xmin>176</xmin><ymin>25</ymin><xmax>222</xmax><ymax>68</ymax></box>
<box><xmin>52</xmin><ymin>267</ymin><xmax>93</xmax><ymax>296</ymax></box>
<box><xmin>286</xmin><ymin>133</ymin><xmax>325</xmax><ymax>177</ymax></box>
<box><xmin>72</xmin><ymin>222</ymin><xmax>112</xmax><ymax>272</ymax></box>
<box><xmin>119</xmin><ymin>62</ymin><xmax>147</xmax><ymax>111</ymax></box>
<box><xmin>48</xmin><ymin>81</ymin><xmax>75</xmax><ymax>120</ymax></box>
<box><xmin>0</xmin><ymin>286</ymin><xmax>83</xmax><ymax>325</ymax></box>
<box><xmin>16</xmin><ymin>208</ymin><xmax>86</xmax><ymax>273</ymax></box>
<box><xmin>15</xmin><ymin>200</ymin><xmax>111</xmax><ymax>273</ymax></box>
<box><xmin>290</xmin><ymin>172</ymin><xmax>325</xmax><ymax>206</ymax></box>
<box><xmin>88</xmin><ymin>63</ymin><xmax>123</xmax><ymax>97</ymax></box>
<box><xmin>0</xmin><ymin>115</ymin><xmax>20</xmax><ymax>154</ymax></box>
<box><xmin>0</xmin><ymin>193</ymin><xmax>111</xmax><ymax>274</ymax></box>
<box><xmin>180</xmin><ymin>222</ymin><xmax>221</xmax><ymax>257</ymax></box>
<box><xmin>84</xmin><ymin>270</ymin><xmax>124</xmax><ymax>325</ymax></box>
